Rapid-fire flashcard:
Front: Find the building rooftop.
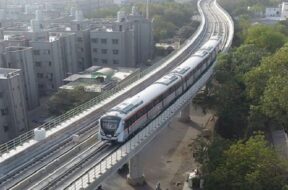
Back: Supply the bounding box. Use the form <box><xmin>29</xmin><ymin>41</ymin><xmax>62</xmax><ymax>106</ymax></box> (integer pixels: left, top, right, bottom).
<box><xmin>6</xmin><ymin>46</ymin><xmax>32</xmax><ymax>52</ymax></box>
<box><xmin>0</xmin><ymin>68</ymin><xmax>21</xmax><ymax>79</ymax></box>
<box><xmin>60</xmin><ymin>66</ymin><xmax>138</xmax><ymax>92</ymax></box>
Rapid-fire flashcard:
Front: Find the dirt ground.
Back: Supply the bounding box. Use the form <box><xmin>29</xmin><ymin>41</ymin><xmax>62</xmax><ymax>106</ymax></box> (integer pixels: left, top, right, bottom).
<box><xmin>102</xmin><ymin>104</ymin><xmax>215</xmax><ymax>190</ymax></box>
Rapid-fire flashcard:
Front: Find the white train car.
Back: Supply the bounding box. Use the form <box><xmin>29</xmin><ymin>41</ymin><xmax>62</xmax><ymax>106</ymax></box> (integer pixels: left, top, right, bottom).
<box><xmin>99</xmin><ymin>74</ymin><xmax>182</xmax><ymax>142</ymax></box>
<box><xmin>99</xmin><ymin>36</ymin><xmax>221</xmax><ymax>143</ymax></box>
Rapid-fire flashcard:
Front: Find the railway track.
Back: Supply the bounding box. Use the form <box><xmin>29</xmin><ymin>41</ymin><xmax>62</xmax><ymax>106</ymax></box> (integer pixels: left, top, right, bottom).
<box><xmin>38</xmin><ymin>1</ymin><xmax>232</xmax><ymax>190</ymax></box>
<box><xmin>0</xmin><ymin>0</ymin><xmax>232</xmax><ymax>189</ymax></box>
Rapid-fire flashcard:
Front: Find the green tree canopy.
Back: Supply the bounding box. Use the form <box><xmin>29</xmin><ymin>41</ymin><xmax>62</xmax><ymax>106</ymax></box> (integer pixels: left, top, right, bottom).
<box><xmin>47</xmin><ymin>86</ymin><xmax>97</xmax><ymax>116</ymax></box>
<box><xmin>245</xmin><ymin>44</ymin><xmax>288</xmax><ymax>128</ymax></box>
<box><xmin>245</xmin><ymin>25</ymin><xmax>287</xmax><ymax>53</ymax></box>
<box><xmin>205</xmin><ymin>134</ymin><xmax>288</xmax><ymax>190</ymax></box>
<box><xmin>218</xmin><ymin>0</ymin><xmax>281</xmax><ymax>16</ymax></box>
<box><xmin>202</xmin><ymin>44</ymin><xmax>267</xmax><ymax>138</ymax></box>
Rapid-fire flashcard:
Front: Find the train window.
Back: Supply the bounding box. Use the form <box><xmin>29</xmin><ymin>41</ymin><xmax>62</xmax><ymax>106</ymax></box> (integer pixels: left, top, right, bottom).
<box><xmin>131</xmin><ymin>115</ymin><xmax>137</xmax><ymax>124</ymax></box>
<box><xmin>137</xmin><ymin>107</ymin><xmax>146</xmax><ymax>118</ymax></box>
<box><xmin>125</xmin><ymin>119</ymin><xmax>131</xmax><ymax>129</ymax></box>
<box><xmin>144</xmin><ymin>104</ymin><xmax>150</xmax><ymax>113</ymax></box>
<box><xmin>154</xmin><ymin>96</ymin><xmax>161</xmax><ymax>105</ymax></box>
<box><xmin>147</xmin><ymin>102</ymin><xmax>153</xmax><ymax>111</ymax></box>
<box><xmin>162</xmin><ymin>91</ymin><xmax>168</xmax><ymax>99</ymax></box>
<box><xmin>175</xmin><ymin>81</ymin><xmax>181</xmax><ymax>89</ymax></box>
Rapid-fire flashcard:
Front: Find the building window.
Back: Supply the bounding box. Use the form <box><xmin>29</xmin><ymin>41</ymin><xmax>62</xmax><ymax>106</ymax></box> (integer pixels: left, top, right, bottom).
<box><xmin>112</xmin><ymin>39</ymin><xmax>119</xmax><ymax>44</ymax></box>
<box><xmin>92</xmin><ymin>38</ymin><xmax>98</xmax><ymax>43</ymax></box>
<box><xmin>101</xmin><ymin>38</ymin><xmax>107</xmax><ymax>44</ymax></box>
<box><xmin>33</xmin><ymin>50</ymin><xmax>40</xmax><ymax>55</ymax></box>
<box><xmin>113</xmin><ymin>60</ymin><xmax>119</xmax><ymax>64</ymax></box>
<box><xmin>0</xmin><ymin>92</ymin><xmax>3</xmax><ymax>98</ymax></box>
<box><xmin>38</xmin><ymin>84</ymin><xmax>44</xmax><ymax>89</ymax></box>
<box><xmin>43</xmin><ymin>50</ymin><xmax>50</xmax><ymax>55</ymax></box>
<box><xmin>93</xmin><ymin>48</ymin><xmax>98</xmax><ymax>53</ymax></box>
<box><xmin>101</xmin><ymin>49</ymin><xmax>107</xmax><ymax>54</ymax></box>
<box><xmin>35</xmin><ymin>61</ymin><xmax>42</xmax><ymax>67</ymax></box>
<box><xmin>3</xmin><ymin>125</ymin><xmax>8</xmax><ymax>132</ymax></box>
<box><xmin>77</xmin><ymin>37</ymin><xmax>83</xmax><ymax>42</ymax></box>
<box><xmin>113</xmin><ymin>49</ymin><xmax>119</xmax><ymax>55</ymax></box>
<box><xmin>93</xmin><ymin>58</ymin><xmax>98</xmax><ymax>63</ymax></box>
<box><xmin>37</xmin><ymin>73</ymin><xmax>44</xmax><ymax>78</ymax></box>
<box><xmin>77</xmin><ymin>47</ymin><xmax>84</xmax><ymax>52</ymax></box>
<box><xmin>1</xmin><ymin>108</ymin><xmax>8</xmax><ymax>116</ymax></box>
<box><xmin>48</xmin><ymin>73</ymin><xmax>53</xmax><ymax>79</ymax></box>
<box><xmin>102</xmin><ymin>59</ymin><xmax>107</xmax><ymax>64</ymax></box>
<box><xmin>49</xmin><ymin>61</ymin><xmax>52</xmax><ymax>66</ymax></box>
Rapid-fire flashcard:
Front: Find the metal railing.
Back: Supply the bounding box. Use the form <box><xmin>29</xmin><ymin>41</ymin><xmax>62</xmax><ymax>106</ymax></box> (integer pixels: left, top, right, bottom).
<box><xmin>215</xmin><ymin>0</ymin><xmax>234</xmax><ymax>51</ymax></box>
<box><xmin>64</xmin><ymin>46</ymin><xmax>217</xmax><ymax>190</ymax></box>
<box><xmin>0</xmin><ymin>0</ymin><xmax>207</xmax><ymax>157</ymax></box>
<box><xmin>63</xmin><ymin>2</ymin><xmax>235</xmax><ymax>189</ymax></box>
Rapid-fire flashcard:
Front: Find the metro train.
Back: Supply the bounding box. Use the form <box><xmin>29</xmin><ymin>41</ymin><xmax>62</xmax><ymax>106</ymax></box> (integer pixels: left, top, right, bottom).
<box><xmin>99</xmin><ymin>36</ymin><xmax>222</xmax><ymax>143</ymax></box>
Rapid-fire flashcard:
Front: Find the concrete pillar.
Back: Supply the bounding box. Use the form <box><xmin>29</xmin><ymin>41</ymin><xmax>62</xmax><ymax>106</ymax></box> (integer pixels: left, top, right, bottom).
<box><xmin>127</xmin><ymin>153</ymin><xmax>145</xmax><ymax>186</ymax></box>
<box><xmin>180</xmin><ymin>103</ymin><xmax>191</xmax><ymax>122</ymax></box>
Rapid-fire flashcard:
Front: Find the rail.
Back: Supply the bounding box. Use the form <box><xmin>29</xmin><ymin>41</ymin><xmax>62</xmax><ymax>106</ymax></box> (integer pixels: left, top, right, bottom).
<box><xmin>64</xmin><ymin>43</ymin><xmax>217</xmax><ymax>190</ymax></box>
<box><xmin>63</xmin><ymin>1</ymin><xmax>235</xmax><ymax>189</ymax></box>
<box><xmin>0</xmin><ymin>0</ymin><xmax>207</xmax><ymax>157</ymax></box>
<box><xmin>215</xmin><ymin>0</ymin><xmax>234</xmax><ymax>51</ymax></box>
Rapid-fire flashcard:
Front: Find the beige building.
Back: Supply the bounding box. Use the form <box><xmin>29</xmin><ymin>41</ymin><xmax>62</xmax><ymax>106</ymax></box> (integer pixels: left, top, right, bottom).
<box><xmin>90</xmin><ymin>7</ymin><xmax>153</xmax><ymax>68</ymax></box>
<box><xmin>0</xmin><ymin>68</ymin><xmax>29</xmax><ymax>143</ymax></box>
<box><xmin>2</xmin><ymin>46</ymin><xmax>39</xmax><ymax>110</ymax></box>
<box><xmin>30</xmin><ymin>37</ymin><xmax>65</xmax><ymax>95</ymax></box>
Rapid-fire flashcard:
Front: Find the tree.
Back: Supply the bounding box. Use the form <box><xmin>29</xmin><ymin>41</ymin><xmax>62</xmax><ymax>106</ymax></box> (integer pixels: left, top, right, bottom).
<box><xmin>86</xmin><ymin>6</ymin><xmax>119</xmax><ymax>18</ymax></box>
<box><xmin>218</xmin><ymin>0</ymin><xmax>281</xmax><ymax>16</ymax></box>
<box><xmin>194</xmin><ymin>136</ymin><xmax>231</xmax><ymax>174</ymax></box>
<box><xmin>260</xmin><ymin>75</ymin><xmax>288</xmax><ymax>128</ymax></box>
<box><xmin>47</xmin><ymin>86</ymin><xmax>97</xmax><ymax>116</ymax></box>
<box><xmin>244</xmin><ymin>43</ymin><xmax>288</xmax><ymax>129</ymax></box>
<box><xmin>245</xmin><ymin>24</ymin><xmax>287</xmax><ymax>53</ymax></box>
<box><xmin>202</xmin><ymin>44</ymin><xmax>267</xmax><ymax>138</ymax></box>
<box><xmin>205</xmin><ymin>134</ymin><xmax>288</xmax><ymax>190</ymax></box>
<box><xmin>153</xmin><ymin>15</ymin><xmax>178</xmax><ymax>42</ymax></box>
<box><xmin>176</xmin><ymin>20</ymin><xmax>200</xmax><ymax>41</ymax></box>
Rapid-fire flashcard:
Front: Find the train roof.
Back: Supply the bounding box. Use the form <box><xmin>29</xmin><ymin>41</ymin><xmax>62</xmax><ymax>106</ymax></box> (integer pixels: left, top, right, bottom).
<box><xmin>171</xmin><ymin>55</ymin><xmax>203</xmax><ymax>77</ymax></box>
<box><xmin>200</xmin><ymin>36</ymin><xmax>221</xmax><ymax>52</ymax></box>
<box><xmin>171</xmin><ymin>37</ymin><xmax>220</xmax><ymax>77</ymax></box>
<box><xmin>101</xmin><ymin>36</ymin><xmax>222</xmax><ymax>120</ymax></box>
<box><xmin>106</xmin><ymin>74</ymin><xmax>181</xmax><ymax>118</ymax></box>
<box><xmin>154</xmin><ymin>73</ymin><xmax>179</xmax><ymax>86</ymax></box>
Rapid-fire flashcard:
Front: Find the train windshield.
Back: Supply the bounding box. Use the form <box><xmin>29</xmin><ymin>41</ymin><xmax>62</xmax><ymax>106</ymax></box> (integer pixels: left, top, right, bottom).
<box><xmin>100</xmin><ymin>116</ymin><xmax>121</xmax><ymax>134</ymax></box>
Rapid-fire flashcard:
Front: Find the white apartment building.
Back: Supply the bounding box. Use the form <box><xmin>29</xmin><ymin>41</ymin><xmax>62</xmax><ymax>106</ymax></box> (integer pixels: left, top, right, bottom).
<box><xmin>2</xmin><ymin>46</ymin><xmax>39</xmax><ymax>110</ymax></box>
<box><xmin>265</xmin><ymin>7</ymin><xmax>281</xmax><ymax>17</ymax></box>
<box><xmin>70</xmin><ymin>17</ymin><xmax>92</xmax><ymax>71</ymax></box>
<box><xmin>51</xmin><ymin>32</ymin><xmax>78</xmax><ymax>74</ymax></box>
<box><xmin>282</xmin><ymin>2</ymin><xmax>288</xmax><ymax>18</ymax></box>
<box><xmin>0</xmin><ymin>68</ymin><xmax>29</xmax><ymax>143</ymax></box>
<box><xmin>90</xmin><ymin>7</ymin><xmax>153</xmax><ymax>68</ymax></box>
<box><xmin>127</xmin><ymin>6</ymin><xmax>153</xmax><ymax>66</ymax></box>
<box><xmin>74</xmin><ymin>30</ymin><xmax>92</xmax><ymax>71</ymax></box>
<box><xmin>90</xmin><ymin>28</ymin><xmax>135</xmax><ymax>67</ymax></box>
<box><xmin>30</xmin><ymin>37</ymin><xmax>64</xmax><ymax>95</ymax></box>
